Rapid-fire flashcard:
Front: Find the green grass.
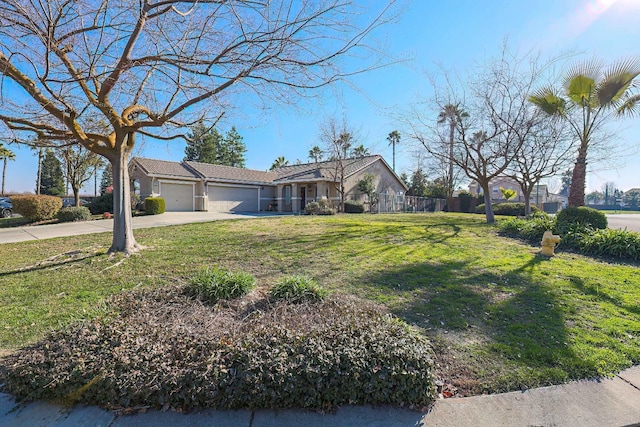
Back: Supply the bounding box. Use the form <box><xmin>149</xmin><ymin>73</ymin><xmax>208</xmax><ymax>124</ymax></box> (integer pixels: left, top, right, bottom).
<box><xmin>0</xmin><ymin>213</ymin><xmax>639</xmax><ymax>395</ymax></box>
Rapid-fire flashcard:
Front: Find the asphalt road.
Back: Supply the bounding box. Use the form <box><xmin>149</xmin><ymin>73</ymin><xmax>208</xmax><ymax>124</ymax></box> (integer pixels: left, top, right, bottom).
<box><xmin>606</xmin><ymin>214</ymin><xmax>640</xmax><ymax>233</ymax></box>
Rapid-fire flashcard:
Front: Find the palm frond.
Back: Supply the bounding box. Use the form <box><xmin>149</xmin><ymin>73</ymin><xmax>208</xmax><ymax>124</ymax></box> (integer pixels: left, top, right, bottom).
<box><xmin>529</xmin><ymin>88</ymin><xmax>566</xmax><ymax>117</ymax></box>
<box><xmin>563</xmin><ymin>59</ymin><xmax>602</xmax><ymax>106</ymax></box>
<box><xmin>617</xmin><ymin>93</ymin><xmax>640</xmax><ymax>117</ymax></box>
<box><xmin>598</xmin><ymin>58</ymin><xmax>640</xmax><ymax>106</ymax></box>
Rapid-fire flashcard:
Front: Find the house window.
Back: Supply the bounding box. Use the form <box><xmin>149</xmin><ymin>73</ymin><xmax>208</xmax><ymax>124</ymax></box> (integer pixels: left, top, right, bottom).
<box><xmin>492</xmin><ymin>187</ymin><xmax>499</xmax><ymax>193</ymax></box>
<box><xmin>285</xmin><ymin>186</ymin><xmax>291</xmax><ymax>204</ymax></box>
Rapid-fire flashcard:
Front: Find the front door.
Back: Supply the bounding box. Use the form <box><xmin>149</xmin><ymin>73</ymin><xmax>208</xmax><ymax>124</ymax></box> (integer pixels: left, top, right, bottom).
<box><xmin>301</xmin><ymin>187</ymin><xmax>306</xmax><ymax>210</ymax></box>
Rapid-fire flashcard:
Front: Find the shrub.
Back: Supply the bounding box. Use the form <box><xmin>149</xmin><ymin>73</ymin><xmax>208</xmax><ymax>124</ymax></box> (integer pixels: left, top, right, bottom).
<box><xmin>497</xmin><ymin>212</ymin><xmax>556</xmax><ymax>243</ymax></box>
<box><xmin>145</xmin><ymin>197</ymin><xmax>166</xmax><ymax>215</ymax></box>
<box><xmin>0</xmin><ymin>287</ymin><xmax>436</xmax><ymax>411</ymax></box>
<box><xmin>10</xmin><ymin>195</ymin><xmax>62</xmax><ymax>221</ymax></box>
<box><xmin>269</xmin><ymin>275</ymin><xmax>328</xmax><ymax>303</ymax></box>
<box><xmin>305</xmin><ymin>199</ymin><xmax>335</xmax><ymax>215</ymax></box>
<box><xmin>57</xmin><ymin>206</ymin><xmax>92</xmax><ymax>222</ymax></box>
<box><xmin>476</xmin><ymin>202</ymin><xmax>538</xmax><ymax>216</ymax></box>
<box><xmin>87</xmin><ymin>193</ymin><xmax>113</xmax><ymax>215</ymax></box>
<box><xmin>344</xmin><ymin>200</ymin><xmax>365</xmax><ymax>214</ymax></box>
<box><xmin>556</xmin><ymin>206</ymin><xmax>607</xmax><ymax>231</ymax></box>
<box><xmin>185</xmin><ymin>268</ymin><xmax>256</xmax><ymax>303</ymax></box>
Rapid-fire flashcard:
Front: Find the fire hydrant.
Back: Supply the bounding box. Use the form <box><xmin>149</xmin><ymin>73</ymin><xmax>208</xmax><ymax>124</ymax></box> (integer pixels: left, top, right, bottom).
<box><xmin>541</xmin><ymin>230</ymin><xmax>561</xmax><ymax>256</ymax></box>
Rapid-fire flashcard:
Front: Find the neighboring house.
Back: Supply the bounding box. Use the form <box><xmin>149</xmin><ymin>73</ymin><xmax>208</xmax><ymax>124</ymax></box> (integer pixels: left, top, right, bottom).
<box><xmin>129</xmin><ymin>155</ymin><xmax>406</xmax><ymax>213</ymax></box>
<box><xmin>468</xmin><ymin>177</ymin><xmax>551</xmax><ymax>206</ymax></box>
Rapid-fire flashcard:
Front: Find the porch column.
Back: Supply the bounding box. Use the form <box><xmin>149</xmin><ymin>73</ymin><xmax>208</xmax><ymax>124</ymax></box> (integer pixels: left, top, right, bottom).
<box><xmin>291</xmin><ymin>183</ymin><xmax>300</xmax><ymax>213</ymax></box>
<box><xmin>276</xmin><ymin>184</ymin><xmax>284</xmax><ymax>213</ymax></box>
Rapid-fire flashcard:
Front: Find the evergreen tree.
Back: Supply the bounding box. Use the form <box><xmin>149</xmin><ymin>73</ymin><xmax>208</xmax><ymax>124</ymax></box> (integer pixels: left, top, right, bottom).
<box><xmin>100</xmin><ymin>163</ymin><xmax>113</xmax><ymax>195</ymax></box>
<box><xmin>220</xmin><ymin>127</ymin><xmax>247</xmax><ymax>167</ymax></box>
<box><xmin>407</xmin><ymin>168</ymin><xmax>427</xmax><ymax>196</ymax></box>
<box><xmin>184</xmin><ymin>123</ymin><xmax>222</xmax><ymax>163</ymax></box>
<box><xmin>39</xmin><ymin>149</ymin><xmax>65</xmax><ymax>196</ymax></box>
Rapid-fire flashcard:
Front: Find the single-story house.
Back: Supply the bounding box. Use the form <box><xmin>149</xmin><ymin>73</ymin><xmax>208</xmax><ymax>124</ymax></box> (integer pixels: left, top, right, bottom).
<box><xmin>468</xmin><ymin>177</ymin><xmax>551</xmax><ymax>206</ymax></box>
<box><xmin>129</xmin><ymin>155</ymin><xmax>407</xmax><ymax>213</ymax></box>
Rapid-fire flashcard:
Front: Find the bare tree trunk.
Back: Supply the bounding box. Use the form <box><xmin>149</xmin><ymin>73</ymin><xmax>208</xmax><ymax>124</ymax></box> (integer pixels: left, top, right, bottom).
<box><xmin>36</xmin><ymin>148</ymin><xmax>42</xmax><ymax>195</ymax></box>
<box><xmin>1</xmin><ymin>158</ymin><xmax>6</xmax><ymax>196</ymax></box>
<box><xmin>523</xmin><ymin>188</ymin><xmax>532</xmax><ymax>216</ymax></box>
<box><xmin>109</xmin><ymin>146</ymin><xmax>140</xmax><ymax>255</ymax></box>
<box><xmin>72</xmin><ymin>184</ymin><xmax>80</xmax><ymax>207</ymax></box>
<box><xmin>448</xmin><ymin>121</ymin><xmax>455</xmax><ymax>197</ymax></box>
<box><xmin>481</xmin><ymin>183</ymin><xmax>495</xmax><ymax>223</ymax></box>
<box><xmin>568</xmin><ymin>143</ymin><xmax>587</xmax><ymax>207</ymax></box>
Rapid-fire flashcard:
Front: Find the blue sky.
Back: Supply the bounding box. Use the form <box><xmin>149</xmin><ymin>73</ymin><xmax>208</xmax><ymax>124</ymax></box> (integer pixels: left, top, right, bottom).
<box><xmin>2</xmin><ymin>0</ymin><xmax>640</xmax><ymax>195</ymax></box>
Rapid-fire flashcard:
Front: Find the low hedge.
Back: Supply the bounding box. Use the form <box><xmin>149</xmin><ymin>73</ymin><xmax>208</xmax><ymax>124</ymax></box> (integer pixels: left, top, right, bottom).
<box><xmin>0</xmin><ymin>286</ymin><xmax>436</xmax><ymax>411</ymax></box>
<box><xmin>145</xmin><ymin>197</ymin><xmax>166</xmax><ymax>215</ymax></box>
<box><xmin>344</xmin><ymin>200</ymin><xmax>365</xmax><ymax>213</ymax></box>
<box><xmin>476</xmin><ymin>202</ymin><xmax>539</xmax><ymax>216</ymax></box>
<box><xmin>497</xmin><ymin>212</ymin><xmax>556</xmax><ymax>243</ymax></box>
<box><xmin>57</xmin><ymin>206</ymin><xmax>92</xmax><ymax>222</ymax></box>
<box><xmin>10</xmin><ymin>195</ymin><xmax>62</xmax><ymax>221</ymax></box>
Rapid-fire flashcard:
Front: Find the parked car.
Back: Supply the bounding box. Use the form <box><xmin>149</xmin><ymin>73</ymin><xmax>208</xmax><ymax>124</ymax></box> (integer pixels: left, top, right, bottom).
<box><xmin>0</xmin><ymin>197</ymin><xmax>12</xmax><ymax>218</ymax></box>
<box><xmin>62</xmin><ymin>198</ymin><xmax>90</xmax><ymax>208</ymax></box>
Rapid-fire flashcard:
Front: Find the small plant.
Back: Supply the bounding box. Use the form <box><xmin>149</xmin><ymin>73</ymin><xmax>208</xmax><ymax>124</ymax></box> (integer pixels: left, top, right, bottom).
<box><xmin>344</xmin><ymin>200</ymin><xmax>365</xmax><ymax>213</ymax></box>
<box><xmin>57</xmin><ymin>206</ymin><xmax>92</xmax><ymax>222</ymax></box>
<box><xmin>499</xmin><ymin>187</ymin><xmax>517</xmax><ymax>201</ymax></box>
<box><xmin>186</xmin><ymin>268</ymin><xmax>256</xmax><ymax>303</ymax></box>
<box><xmin>145</xmin><ymin>197</ymin><xmax>166</xmax><ymax>215</ymax></box>
<box><xmin>269</xmin><ymin>275</ymin><xmax>328</xmax><ymax>303</ymax></box>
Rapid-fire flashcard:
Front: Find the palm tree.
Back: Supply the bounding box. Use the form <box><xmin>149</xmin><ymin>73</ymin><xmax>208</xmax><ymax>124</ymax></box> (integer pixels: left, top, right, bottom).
<box><xmin>386</xmin><ymin>130</ymin><xmax>400</xmax><ymax>171</ymax></box>
<box><xmin>437</xmin><ymin>104</ymin><xmax>468</xmax><ymax>197</ymax></box>
<box><xmin>308</xmin><ymin>145</ymin><xmax>323</xmax><ymax>163</ymax></box>
<box><xmin>270</xmin><ymin>156</ymin><xmax>289</xmax><ymax>170</ymax></box>
<box><xmin>530</xmin><ymin>59</ymin><xmax>640</xmax><ymax>206</ymax></box>
<box><xmin>0</xmin><ymin>145</ymin><xmax>16</xmax><ymax>196</ymax></box>
<box><xmin>350</xmin><ymin>144</ymin><xmax>370</xmax><ymax>158</ymax></box>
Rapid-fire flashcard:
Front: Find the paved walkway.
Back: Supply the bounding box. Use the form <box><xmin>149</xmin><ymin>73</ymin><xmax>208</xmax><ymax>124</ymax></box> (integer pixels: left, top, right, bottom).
<box><xmin>0</xmin><ymin>212</ymin><xmax>282</xmax><ymax>244</ymax></box>
<box><xmin>1</xmin><ymin>366</ymin><xmax>639</xmax><ymax>426</ymax></box>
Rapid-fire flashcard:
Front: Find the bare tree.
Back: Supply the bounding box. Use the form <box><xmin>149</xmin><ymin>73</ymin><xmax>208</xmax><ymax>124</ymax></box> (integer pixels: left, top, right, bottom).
<box><xmin>408</xmin><ymin>46</ymin><xmax>549</xmax><ymax>223</ymax></box>
<box><xmin>59</xmin><ymin>145</ymin><xmax>101</xmax><ymax>206</ymax></box>
<box><xmin>0</xmin><ymin>0</ymin><xmax>395</xmax><ymax>254</ymax></box>
<box><xmin>320</xmin><ymin>117</ymin><xmax>357</xmax><ymax>212</ymax></box>
<box><xmin>505</xmin><ymin>116</ymin><xmax>575</xmax><ymax>215</ymax></box>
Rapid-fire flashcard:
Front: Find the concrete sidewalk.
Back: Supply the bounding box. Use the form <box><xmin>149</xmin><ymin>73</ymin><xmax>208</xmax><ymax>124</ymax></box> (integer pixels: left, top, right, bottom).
<box><xmin>1</xmin><ymin>365</ymin><xmax>639</xmax><ymax>426</ymax></box>
<box><xmin>0</xmin><ymin>212</ymin><xmax>280</xmax><ymax>244</ymax></box>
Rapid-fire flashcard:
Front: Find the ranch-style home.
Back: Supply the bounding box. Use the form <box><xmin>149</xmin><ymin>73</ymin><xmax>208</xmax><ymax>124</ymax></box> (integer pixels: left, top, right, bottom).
<box><xmin>129</xmin><ymin>155</ymin><xmax>407</xmax><ymax>213</ymax></box>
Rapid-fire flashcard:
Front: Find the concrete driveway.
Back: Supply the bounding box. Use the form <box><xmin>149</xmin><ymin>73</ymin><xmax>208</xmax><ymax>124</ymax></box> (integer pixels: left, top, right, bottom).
<box><xmin>606</xmin><ymin>214</ymin><xmax>640</xmax><ymax>233</ymax></box>
<box><xmin>0</xmin><ymin>212</ymin><xmax>282</xmax><ymax>244</ymax></box>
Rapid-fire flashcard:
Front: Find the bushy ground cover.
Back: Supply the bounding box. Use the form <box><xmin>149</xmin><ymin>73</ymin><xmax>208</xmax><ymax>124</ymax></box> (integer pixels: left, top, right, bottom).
<box><xmin>0</xmin><ymin>213</ymin><xmax>638</xmax><ymax>400</ymax></box>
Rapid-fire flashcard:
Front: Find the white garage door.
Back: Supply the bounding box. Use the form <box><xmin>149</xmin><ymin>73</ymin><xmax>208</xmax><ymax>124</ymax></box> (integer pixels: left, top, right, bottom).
<box><xmin>160</xmin><ymin>182</ymin><xmax>194</xmax><ymax>211</ymax></box>
<box><xmin>208</xmin><ymin>185</ymin><xmax>258</xmax><ymax>212</ymax></box>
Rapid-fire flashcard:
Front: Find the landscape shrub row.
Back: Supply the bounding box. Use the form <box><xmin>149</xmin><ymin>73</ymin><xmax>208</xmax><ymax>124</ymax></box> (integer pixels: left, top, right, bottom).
<box><xmin>10</xmin><ymin>195</ymin><xmax>62</xmax><ymax>221</ymax></box>
<box><xmin>1</xmin><ymin>284</ymin><xmax>436</xmax><ymax>411</ymax></box>
<box><xmin>305</xmin><ymin>199</ymin><xmax>335</xmax><ymax>215</ymax></box>
<box><xmin>497</xmin><ymin>208</ymin><xmax>639</xmax><ymax>262</ymax></box>
<box><xmin>476</xmin><ymin>202</ymin><xmax>539</xmax><ymax>216</ymax></box>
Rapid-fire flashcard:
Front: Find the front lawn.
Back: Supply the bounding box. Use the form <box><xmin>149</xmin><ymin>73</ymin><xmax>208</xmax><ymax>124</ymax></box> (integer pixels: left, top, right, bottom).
<box><xmin>0</xmin><ymin>213</ymin><xmax>638</xmax><ymax>396</ymax></box>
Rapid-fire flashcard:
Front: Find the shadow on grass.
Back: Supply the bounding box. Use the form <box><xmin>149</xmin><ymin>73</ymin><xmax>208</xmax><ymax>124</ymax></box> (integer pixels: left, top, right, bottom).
<box><xmin>360</xmin><ymin>255</ymin><xmax>600</xmax><ymax>389</ymax></box>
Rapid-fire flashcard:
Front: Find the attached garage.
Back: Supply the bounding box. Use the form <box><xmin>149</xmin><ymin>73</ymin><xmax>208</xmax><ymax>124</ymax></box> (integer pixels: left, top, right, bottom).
<box><xmin>160</xmin><ymin>181</ymin><xmax>195</xmax><ymax>211</ymax></box>
<box><xmin>208</xmin><ymin>184</ymin><xmax>259</xmax><ymax>212</ymax></box>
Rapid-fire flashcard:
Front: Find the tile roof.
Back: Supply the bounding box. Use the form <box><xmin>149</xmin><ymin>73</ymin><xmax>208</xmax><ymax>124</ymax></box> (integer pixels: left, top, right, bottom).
<box><xmin>185</xmin><ymin>161</ymin><xmax>276</xmax><ymax>184</ymax></box>
<box><xmin>273</xmin><ymin>155</ymin><xmax>382</xmax><ymax>182</ymax></box>
<box><xmin>131</xmin><ymin>155</ymin><xmax>389</xmax><ymax>185</ymax></box>
<box><xmin>132</xmin><ymin>158</ymin><xmax>199</xmax><ymax>179</ymax></box>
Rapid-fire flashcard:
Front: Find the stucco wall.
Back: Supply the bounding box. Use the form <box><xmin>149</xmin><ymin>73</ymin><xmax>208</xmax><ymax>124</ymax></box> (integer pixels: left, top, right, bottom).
<box><xmin>260</xmin><ymin>186</ymin><xmax>276</xmax><ymax>211</ymax></box>
<box><xmin>344</xmin><ymin>159</ymin><xmax>405</xmax><ymax>201</ymax></box>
